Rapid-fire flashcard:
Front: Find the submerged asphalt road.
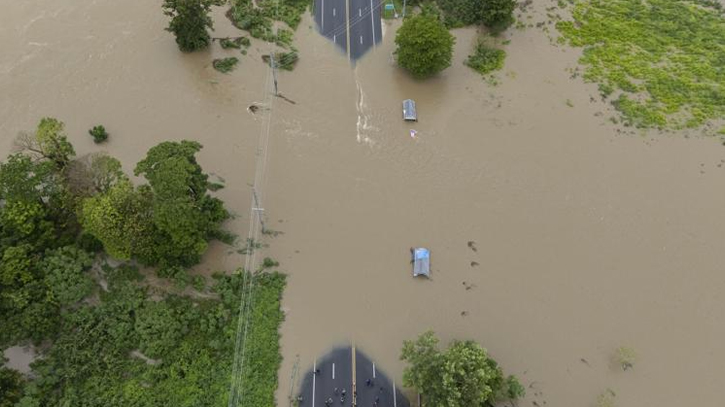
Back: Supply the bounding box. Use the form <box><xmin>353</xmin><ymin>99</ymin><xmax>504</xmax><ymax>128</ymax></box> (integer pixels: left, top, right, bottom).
<box><xmin>314</xmin><ymin>0</ymin><xmax>382</xmax><ymax>60</ymax></box>
<box><xmin>299</xmin><ymin>347</ymin><xmax>410</xmax><ymax>407</ymax></box>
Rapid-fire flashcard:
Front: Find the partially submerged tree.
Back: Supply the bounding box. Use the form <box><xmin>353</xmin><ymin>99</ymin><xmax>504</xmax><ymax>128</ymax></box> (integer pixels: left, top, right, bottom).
<box><xmin>480</xmin><ymin>0</ymin><xmax>516</xmax><ymax>30</ymax></box>
<box><xmin>134</xmin><ymin>140</ymin><xmax>229</xmax><ymax>268</ymax></box>
<box><xmin>66</xmin><ymin>153</ymin><xmax>127</xmax><ymax>198</ymax></box>
<box><xmin>395</xmin><ymin>14</ymin><xmax>455</xmax><ymax>78</ymax></box>
<box><xmin>162</xmin><ymin>0</ymin><xmax>214</xmax><ymax>52</ymax></box>
<box><xmin>401</xmin><ymin>331</ymin><xmax>524</xmax><ymax>407</ymax></box>
<box><xmin>15</xmin><ymin>117</ymin><xmax>75</xmax><ymax>169</ymax></box>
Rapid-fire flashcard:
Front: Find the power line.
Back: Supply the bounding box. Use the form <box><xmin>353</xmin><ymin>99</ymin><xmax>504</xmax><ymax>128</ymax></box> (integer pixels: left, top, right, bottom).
<box><xmin>227</xmin><ymin>39</ymin><xmax>277</xmax><ymax>407</ymax></box>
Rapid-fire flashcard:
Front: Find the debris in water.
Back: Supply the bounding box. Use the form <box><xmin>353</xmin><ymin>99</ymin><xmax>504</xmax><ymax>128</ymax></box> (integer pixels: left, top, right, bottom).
<box><xmin>275</xmin><ymin>93</ymin><xmax>297</xmax><ymax>104</ymax></box>
<box><xmin>409</xmin><ymin>129</ymin><xmax>417</xmax><ymax>138</ymax></box>
<box><xmin>460</xmin><ymin>311</ymin><xmax>468</xmax><ymax>316</ymax></box>
<box><xmin>248</xmin><ymin>104</ymin><xmax>260</xmax><ymax>114</ymax></box>
<box><xmin>467</xmin><ymin>241</ymin><xmax>477</xmax><ymax>252</ymax></box>
<box><xmin>580</xmin><ymin>357</ymin><xmax>591</xmax><ymax>367</ymax></box>
<box><xmin>470</xmin><ymin>261</ymin><xmax>479</xmax><ymax>267</ymax></box>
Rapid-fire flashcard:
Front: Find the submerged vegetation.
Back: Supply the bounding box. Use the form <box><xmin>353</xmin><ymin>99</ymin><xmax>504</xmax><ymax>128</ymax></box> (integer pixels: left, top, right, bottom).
<box><xmin>228</xmin><ymin>0</ymin><xmax>307</xmax><ymax>43</ymax></box>
<box><xmin>465</xmin><ymin>41</ymin><xmax>506</xmax><ymax>75</ymax></box>
<box><xmin>436</xmin><ymin>0</ymin><xmax>516</xmax><ymax>29</ymax></box>
<box><xmin>557</xmin><ymin>0</ymin><xmax>725</xmax><ymax>129</ymax></box>
<box><xmin>88</xmin><ymin>125</ymin><xmax>109</xmax><ymax>143</ymax></box>
<box><xmin>214</xmin><ymin>57</ymin><xmax>240</xmax><ymax>73</ymax></box>
<box><xmin>220</xmin><ymin>36</ymin><xmax>251</xmax><ymax>49</ymax></box>
<box><xmin>0</xmin><ymin>117</ymin><xmax>286</xmax><ymax>407</ymax></box>
<box><xmin>263</xmin><ymin>51</ymin><xmax>299</xmax><ymax>71</ymax></box>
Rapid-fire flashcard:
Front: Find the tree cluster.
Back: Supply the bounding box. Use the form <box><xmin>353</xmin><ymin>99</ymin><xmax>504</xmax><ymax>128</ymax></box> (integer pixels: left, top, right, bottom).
<box><xmin>1</xmin><ymin>118</ymin><xmax>286</xmax><ymax>407</ymax></box>
<box><xmin>82</xmin><ymin>140</ymin><xmax>229</xmax><ymax>270</ymax></box>
<box><xmin>401</xmin><ymin>331</ymin><xmax>525</xmax><ymax>407</ymax></box>
<box><xmin>0</xmin><ymin>118</ymin><xmax>228</xmax><ymax>347</ymax></box>
<box><xmin>435</xmin><ymin>0</ymin><xmax>516</xmax><ymax>28</ymax></box>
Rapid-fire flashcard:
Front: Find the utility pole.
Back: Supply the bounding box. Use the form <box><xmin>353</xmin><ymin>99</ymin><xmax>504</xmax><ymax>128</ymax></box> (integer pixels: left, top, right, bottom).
<box><xmin>270</xmin><ymin>52</ymin><xmax>278</xmax><ymax>96</ymax></box>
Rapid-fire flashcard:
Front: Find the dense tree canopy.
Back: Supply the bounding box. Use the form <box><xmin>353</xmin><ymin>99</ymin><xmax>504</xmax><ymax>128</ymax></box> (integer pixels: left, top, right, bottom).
<box><xmin>162</xmin><ymin>0</ymin><xmax>215</xmax><ymax>52</ymax></box>
<box><xmin>81</xmin><ymin>180</ymin><xmax>152</xmax><ymax>260</ymax></box>
<box><xmin>479</xmin><ymin>0</ymin><xmax>516</xmax><ymax>29</ymax></box>
<box><xmin>133</xmin><ymin>140</ymin><xmax>229</xmax><ymax>268</ymax></box>
<box><xmin>401</xmin><ymin>331</ymin><xmax>524</xmax><ymax>407</ymax></box>
<box><xmin>1</xmin><ymin>117</ymin><xmax>284</xmax><ymax>407</ymax></box>
<box><xmin>1</xmin><ymin>119</ymin><xmax>230</xmax><ymax>349</ymax></box>
<box><xmin>80</xmin><ymin>140</ymin><xmax>228</xmax><ymax>269</ymax></box>
<box><xmin>395</xmin><ymin>14</ymin><xmax>455</xmax><ymax>78</ymax></box>
<box><xmin>0</xmin><ymin>365</ymin><xmax>25</xmax><ymax>407</ymax></box>
<box><xmin>434</xmin><ymin>0</ymin><xmax>515</xmax><ymax>28</ymax></box>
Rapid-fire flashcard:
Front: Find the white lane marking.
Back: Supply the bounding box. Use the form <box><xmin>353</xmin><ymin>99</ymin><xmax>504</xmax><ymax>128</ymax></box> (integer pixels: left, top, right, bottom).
<box><xmin>393</xmin><ymin>380</ymin><xmax>397</xmax><ymax>407</ymax></box>
<box><xmin>372</xmin><ymin>363</ymin><xmax>376</xmax><ymax>378</ymax></box>
<box><xmin>333</xmin><ymin>7</ymin><xmax>336</xmax><ymax>16</ymax></box>
<box><xmin>333</xmin><ymin>34</ymin><xmax>336</xmax><ymax>43</ymax></box>
<box><xmin>332</xmin><ymin>362</ymin><xmax>335</xmax><ymax>379</ymax></box>
<box><xmin>370</xmin><ymin>0</ymin><xmax>376</xmax><ymax>47</ymax></box>
<box><xmin>360</xmin><ymin>35</ymin><xmax>363</xmax><ymax>44</ymax></box>
<box><xmin>359</xmin><ymin>8</ymin><xmax>362</xmax><ymax>16</ymax></box>
<box><xmin>313</xmin><ymin>360</ymin><xmax>317</xmax><ymax>407</ymax></box>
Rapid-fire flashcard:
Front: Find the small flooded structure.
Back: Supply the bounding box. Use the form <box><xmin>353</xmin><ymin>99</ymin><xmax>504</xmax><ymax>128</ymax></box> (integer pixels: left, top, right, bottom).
<box><xmin>403</xmin><ymin>99</ymin><xmax>417</xmax><ymax>121</ymax></box>
<box><xmin>411</xmin><ymin>247</ymin><xmax>430</xmax><ymax>277</ymax></box>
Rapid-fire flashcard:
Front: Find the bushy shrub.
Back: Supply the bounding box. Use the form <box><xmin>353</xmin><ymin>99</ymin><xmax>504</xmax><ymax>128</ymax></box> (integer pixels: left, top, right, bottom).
<box><xmin>213</xmin><ymin>57</ymin><xmax>239</xmax><ymax>73</ymax></box>
<box><xmin>89</xmin><ymin>125</ymin><xmax>109</xmax><ymax>143</ymax></box>
<box><xmin>395</xmin><ymin>14</ymin><xmax>455</xmax><ymax>78</ymax></box>
<box><xmin>465</xmin><ymin>42</ymin><xmax>506</xmax><ymax>75</ymax></box>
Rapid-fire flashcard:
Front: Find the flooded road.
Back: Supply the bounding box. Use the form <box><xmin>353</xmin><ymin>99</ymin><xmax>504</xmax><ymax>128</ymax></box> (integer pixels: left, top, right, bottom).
<box><xmin>2</xmin><ymin>1</ymin><xmax>725</xmax><ymax>407</ymax></box>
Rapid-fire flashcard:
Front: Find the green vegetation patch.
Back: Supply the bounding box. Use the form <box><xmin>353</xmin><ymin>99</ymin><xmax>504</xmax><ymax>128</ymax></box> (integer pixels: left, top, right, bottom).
<box><xmin>465</xmin><ymin>41</ymin><xmax>506</xmax><ymax>75</ymax></box>
<box><xmin>1</xmin><ymin>117</ymin><xmax>287</xmax><ymax>407</ymax></box>
<box><xmin>223</xmin><ymin>271</ymin><xmax>287</xmax><ymax>407</ymax></box>
<box><xmin>228</xmin><ymin>0</ymin><xmax>307</xmax><ymax>41</ymax></box>
<box><xmin>263</xmin><ymin>51</ymin><xmax>299</xmax><ymax>71</ymax></box>
<box><xmin>13</xmin><ymin>267</ymin><xmax>286</xmax><ymax>407</ymax></box>
<box><xmin>214</xmin><ymin>57</ymin><xmax>240</xmax><ymax>73</ymax></box>
<box><xmin>89</xmin><ymin>125</ymin><xmax>109</xmax><ymax>143</ymax></box>
<box><xmin>220</xmin><ymin>36</ymin><xmax>251</xmax><ymax>49</ymax></box>
<box><xmin>557</xmin><ymin>0</ymin><xmax>725</xmax><ymax>129</ymax></box>
<box><xmin>401</xmin><ymin>331</ymin><xmax>525</xmax><ymax>406</ymax></box>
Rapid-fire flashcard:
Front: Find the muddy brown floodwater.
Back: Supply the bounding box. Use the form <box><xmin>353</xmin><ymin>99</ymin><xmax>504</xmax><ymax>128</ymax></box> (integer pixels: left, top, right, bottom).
<box><xmin>2</xmin><ymin>1</ymin><xmax>724</xmax><ymax>406</ymax></box>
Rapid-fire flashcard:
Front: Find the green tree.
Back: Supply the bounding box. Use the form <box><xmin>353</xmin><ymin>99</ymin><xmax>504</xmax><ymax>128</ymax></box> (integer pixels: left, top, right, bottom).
<box><xmin>135</xmin><ymin>301</ymin><xmax>183</xmax><ymax>359</ymax></box>
<box><xmin>134</xmin><ymin>141</ymin><xmax>228</xmax><ymax>268</ymax></box>
<box><xmin>80</xmin><ymin>180</ymin><xmax>152</xmax><ymax>260</ymax></box>
<box><xmin>0</xmin><ymin>366</ymin><xmax>25</xmax><ymax>407</ymax></box>
<box><xmin>395</xmin><ymin>14</ymin><xmax>455</xmax><ymax>78</ymax></box>
<box><xmin>40</xmin><ymin>246</ymin><xmax>94</xmax><ymax>306</ymax></box>
<box><xmin>0</xmin><ymin>154</ymin><xmax>56</xmax><ymax>206</ymax></box>
<box><xmin>16</xmin><ymin>118</ymin><xmax>75</xmax><ymax>169</ymax></box>
<box><xmin>401</xmin><ymin>331</ymin><xmax>524</xmax><ymax>407</ymax></box>
<box><xmin>66</xmin><ymin>153</ymin><xmax>127</xmax><ymax>197</ymax></box>
<box><xmin>480</xmin><ymin>0</ymin><xmax>516</xmax><ymax>29</ymax></box>
<box><xmin>163</xmin><ymin>0</ymin><xmax>214</xmax><ymax>52</ymax></box>
<box><xmin>436</xmin><ymin>0</ymin><xmax>482</xmax><ymax>27</ymax></box>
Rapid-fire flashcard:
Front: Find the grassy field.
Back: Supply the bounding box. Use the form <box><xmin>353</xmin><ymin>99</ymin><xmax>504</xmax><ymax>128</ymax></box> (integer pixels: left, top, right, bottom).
<box><xmin>557</xmin><ymin>0</ymin><xmax>725</xmax><ymax>129</ymax></box>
